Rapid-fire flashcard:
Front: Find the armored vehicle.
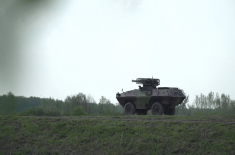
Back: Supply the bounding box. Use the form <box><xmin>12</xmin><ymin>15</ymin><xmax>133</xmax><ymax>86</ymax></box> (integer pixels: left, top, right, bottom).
<box><xmin>116</xmin><ymin>78</ymin><xmax>186</xmax><ymax>115</ymax></box>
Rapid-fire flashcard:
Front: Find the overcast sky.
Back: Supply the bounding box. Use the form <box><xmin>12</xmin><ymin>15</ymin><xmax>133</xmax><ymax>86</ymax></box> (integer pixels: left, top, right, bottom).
<box><xmin>0</xmin><ymin>0</ymin><xmax>235</xmax><ymax>104</ymax></box>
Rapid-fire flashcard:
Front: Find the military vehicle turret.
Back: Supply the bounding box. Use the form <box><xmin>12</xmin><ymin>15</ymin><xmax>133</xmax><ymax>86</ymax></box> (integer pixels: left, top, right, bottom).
<box><xmin>116</xmin><ymin>78</ymin><xmax>186</xmax><ymax>115</ymax></box>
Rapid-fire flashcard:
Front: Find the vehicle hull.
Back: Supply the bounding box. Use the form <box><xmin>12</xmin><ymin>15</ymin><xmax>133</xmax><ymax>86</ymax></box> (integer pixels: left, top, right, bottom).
<box><xmin>116</xmin><ymin>87</ymin><xmax>186</xmax><ymax>110</ymax></box>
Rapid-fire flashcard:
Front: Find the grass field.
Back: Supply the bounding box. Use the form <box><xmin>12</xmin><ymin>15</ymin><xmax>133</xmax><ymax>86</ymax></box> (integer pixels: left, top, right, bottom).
<box><xmin>0</xmin><ymin>115</ymin><xmax>235</xmax><ymax>155</ymax></box>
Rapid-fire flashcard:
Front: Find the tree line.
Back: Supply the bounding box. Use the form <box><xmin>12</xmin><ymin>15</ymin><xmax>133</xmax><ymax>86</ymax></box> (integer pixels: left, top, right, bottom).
<box><xmin>0</xmin><ymin>92</ymin><xmax>123</xmax><ymax>116</ymax></box>
<box><xmin>0</xmin><ymin>91</ymin><xmax>234</xmax><ymax>116</ymax></box>
<box><xmin>176</xmin><ymin>92</ymin><xmax>235</xmax><ymax>115</ymax></box>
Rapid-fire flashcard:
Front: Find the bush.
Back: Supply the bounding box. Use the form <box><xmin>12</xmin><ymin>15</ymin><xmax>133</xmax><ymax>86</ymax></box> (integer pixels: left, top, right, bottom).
<box><xmin>43</xmin><ymin>107</ymin><xmax>61</xmax><ymax>116</ymax></box>
<box><xmin>62</xmin><ymin>111</ymin><xmax>70</xmax><ymax>116</ymax></box>
<box><xmin>19</xmin><ymin>108</ymin><xmax>44</xmax><ymax>116</ymax></box>
<box><xmin>43</xmin><ymin>110</ymin><xmax>61</xmax><ymax>116</ymax></box>
<box><xmin>70</xmin><ymin>106</ymin><xmax>87</xmax><ymax>116</ymax></box>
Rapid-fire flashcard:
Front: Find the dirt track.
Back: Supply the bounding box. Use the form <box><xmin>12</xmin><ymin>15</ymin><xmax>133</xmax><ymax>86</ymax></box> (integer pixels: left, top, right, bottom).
<box><xmin>22</xmin><ymin>115</ymin><xmax>235</xmax><ymax>124</ymax></box>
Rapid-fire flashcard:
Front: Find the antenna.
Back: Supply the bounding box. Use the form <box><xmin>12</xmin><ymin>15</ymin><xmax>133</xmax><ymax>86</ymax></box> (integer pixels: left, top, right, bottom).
<box><xmin>152</xmin><ymin>76</ymin><xmax>154</xmax><ymax>85</ymax></box>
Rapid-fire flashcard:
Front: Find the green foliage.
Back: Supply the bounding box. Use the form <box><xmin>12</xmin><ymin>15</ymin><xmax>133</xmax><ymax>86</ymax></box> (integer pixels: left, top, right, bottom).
<box><xmin>19</xmin><ymin>108</ymin><xmax>44</xmax><ymax>116</ymax></box>
<box><xmin>19</xmin><ymin>107</ymin><xmax>61</xmax><ymax>116</ymax></box>
<box><xmin>39</xmin><ymin>98</ymin><xmax>62</xmax><ymax>116</ymax></box>
<box><xmin>16</xmin><ymin>96</ymin><xmax>42</xmax><ymax>112</ymax></box>
<box><xmin>0</xmin><ymin>91</ymin><xmax>124</xmax><ymax>116</ymax></box>
<box><xmin>0</xmin><ymin>92</ymin><xmax>17</xmax><ymax>115</ymax></box>
<box><xmin>70</xmin><ymin>106</ymin><xmax>87</xmax><ymax>116</ymax></box>
<box><xmin>175</xmin><ymin>91</ymin><xmax>235</xmax><ymax>116</ymax></box>
<box><xmin>193</xmin><ymin>92</ymin><xmax>233</xmax><ymax>110</ymax></box>
<box><xmin>98</xmin><ymin>96</ymin><xmax>113</xmax><ymax>115</ymax></box>
<box><xmin>64</xmin><ymin>93</ymin><xmax>89</xmax><ymax>115</ymax></box>
<box><xmin>63</xmin><ymin>94</ymin><xmax>123</xmax><ymax>116</ymax></box>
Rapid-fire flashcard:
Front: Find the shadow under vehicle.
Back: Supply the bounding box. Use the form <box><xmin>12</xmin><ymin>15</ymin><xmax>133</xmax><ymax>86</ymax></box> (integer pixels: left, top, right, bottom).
<box><xmin>116</xmin><ymin>78</ymin><xmax>186</xmax><ymax>115</ymax></box>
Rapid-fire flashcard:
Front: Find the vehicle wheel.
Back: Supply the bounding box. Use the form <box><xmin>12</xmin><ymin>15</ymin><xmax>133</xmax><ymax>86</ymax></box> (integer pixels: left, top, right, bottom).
<box><xmin>164</xmin><ymin>108</ymin><xmax>175</xmax><ymax>115</ymax></box>
<box><xmin>136</xmin><ymin>109</ymin><xmax>148</xmax><ymax>115</ymax></box>
<box><xmin>151</xmin><ymin>102</ymin><xmax>164</xmax><ymax>115</ymax></box>
<box><xmin>124</xmin><ymin>102</ymin><xmax>136</xmax><ymax>115</ymax></box>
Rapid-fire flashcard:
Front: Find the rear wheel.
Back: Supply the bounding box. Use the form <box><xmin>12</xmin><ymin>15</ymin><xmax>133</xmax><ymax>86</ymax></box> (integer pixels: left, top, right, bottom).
<box><xmin>124</xmin><ymin>102</ymin><xmax>136</xmax><ymax>115</ymax></box>
<box><xmin>164</xmin><ymin>108</ymin><xmax>175</xmax><ymax>115</ymax></box>
<box><xmin>151</xmin><ymin>102</ymin><xmax>164</xmax><ymax>115</ymax></box>
<box><xmin>136</xmin><ymin>109</ymin><xmax>148</xmax><ymax>115</ymax></box>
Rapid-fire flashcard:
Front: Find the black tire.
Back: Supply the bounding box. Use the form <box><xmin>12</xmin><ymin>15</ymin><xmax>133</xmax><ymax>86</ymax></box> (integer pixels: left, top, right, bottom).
<box><xmin>164</xmin><ymin>108</ymin><xmax>175</xmax><ymax>115</ymax></box>
<box><xmin>124</xmin><ymin>102</ymin><xmax>136</xmax><ymax>115</ymax></box>
<box><xmin>151</xmin><ymin>102</ymin><xmax>164</xmax><ymax>115</ymax></box>
<box><xmin>136</xmin><ymin>109</ymin><xmax>148</xmax><ymax>115</ymax></box>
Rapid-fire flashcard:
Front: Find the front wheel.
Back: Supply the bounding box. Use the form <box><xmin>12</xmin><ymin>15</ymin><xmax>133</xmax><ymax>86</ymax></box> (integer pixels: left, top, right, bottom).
<box><xmin>151</xmin><ymin>102</ymin><xmax>164</xmax><ymax>115</ymax></box>
<box><xmin>124</xmin><ymin>102</ymin><xmax>136</xmax><ymax>115</ymax></box>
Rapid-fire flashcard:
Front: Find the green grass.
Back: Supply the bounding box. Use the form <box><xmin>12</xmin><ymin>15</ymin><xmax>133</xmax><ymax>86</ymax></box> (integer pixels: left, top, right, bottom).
<box><xmin>0</xmin><ymin>115</ymin><xmax>235</xmax><ymax>154</ymax></box>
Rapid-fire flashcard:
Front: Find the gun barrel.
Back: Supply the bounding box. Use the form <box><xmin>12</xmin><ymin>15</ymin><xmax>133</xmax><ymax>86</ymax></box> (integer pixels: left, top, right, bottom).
<box><xmin>132</xmin><ymin>78</ymin><xmax>160</xmax><ymax>86</ymax></box>
<box><xmin>132</xmin><ymin>79</ymin><xmax>145</xmax><ymax>84</ymax></box>
<box><xmin>132</xmin><ymin>79</ymin><xmax>143</xmax><ymax>83</ymax></box>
